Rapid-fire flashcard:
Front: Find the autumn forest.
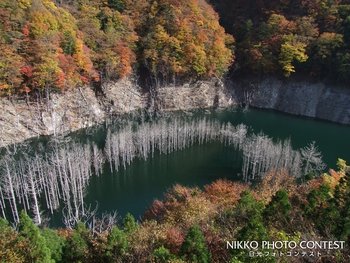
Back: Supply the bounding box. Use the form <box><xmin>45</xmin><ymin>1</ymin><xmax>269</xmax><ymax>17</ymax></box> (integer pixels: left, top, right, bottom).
<box><xmin>2</xmin><ymin>0</ymin><xmax>350</xmax><ymax>96</ymax></box>
<box><xmin>1</xmin><ymin>1</ymin><xmax>350</xmax><ymax>263</ymax></box>
<box><xmin>0</xmin><ymin>0</ymin><xmax>233</xmax><ymax>95</ymax></box>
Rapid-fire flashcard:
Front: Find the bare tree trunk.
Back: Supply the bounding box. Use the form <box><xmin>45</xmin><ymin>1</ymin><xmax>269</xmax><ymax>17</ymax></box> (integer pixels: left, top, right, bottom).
<box><xmin>5</xmin><ymin>161</ymin><xmax>19</xmax><ymax>223</ymax></box>
<box><xmin>28</xmin><ymin>164</ymin><xmax>41</xmax><ymax>225</ymax></box>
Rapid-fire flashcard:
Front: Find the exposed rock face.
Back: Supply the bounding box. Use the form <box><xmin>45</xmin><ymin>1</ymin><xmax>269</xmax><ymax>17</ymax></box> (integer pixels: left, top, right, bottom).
<box><xmin>103</xmin><ymin>79</ymin><xmax>146</xmax><ymax>114</ymax></box>
<box><xmin>1</xmin><ymin>77</ymin><xmax>348</xmax><ymax>148</ymax></box>
<box><xmin>0</xmin><ymin>87</ymin><xmax>105</xmax><ymax>147</ymax></box>
<box><xmin>231</xmin><ymin>78</ymin><xmax>350</xmax><ymax>125</ymax></box>
<box><xmin>157</xmin><ymin>81</ymin><xmax>235</xmax><ymax>111</ymax></box>
<box><xmin>0</xmin><ymin>79</ymin><xmax>233</xmax><ymax>147</ymax></box>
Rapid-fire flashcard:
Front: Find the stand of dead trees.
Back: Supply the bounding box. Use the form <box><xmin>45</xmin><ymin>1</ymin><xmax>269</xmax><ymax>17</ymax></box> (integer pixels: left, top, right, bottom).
<box><xmin>0</xmin><ymin>117</ymin><xmax>325</xmax><ymax>226</ymax></box>
<box><xmin>0</xmin><ymin>142</ymin><xmax>104</xmax><ymax>226</ymax></box>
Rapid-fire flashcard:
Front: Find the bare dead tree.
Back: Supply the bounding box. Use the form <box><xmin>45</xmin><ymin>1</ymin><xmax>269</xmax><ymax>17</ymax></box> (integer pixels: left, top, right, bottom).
<box><xmin>89</xmin><ymin>211</ymin><xmax>118</xmax><ymax>235</ymax></box>
<box><xmin>1</xmin><ymin>158</ymin><xmax>20</xmax><ymax>223</ymax></box>
<box><xmin>0</xmin><ymin>116</ymin><xmax>326</xmax><ymax>225</ymax></box>
<box><xmin>300</xmin><ymin>141</ymin><xmax>326</xmax><ymax>176</ymax></box>
<box><xmin>62</xmin><ymin>203</ymin><xmax>98</xmax><ymax>230</ymax></box>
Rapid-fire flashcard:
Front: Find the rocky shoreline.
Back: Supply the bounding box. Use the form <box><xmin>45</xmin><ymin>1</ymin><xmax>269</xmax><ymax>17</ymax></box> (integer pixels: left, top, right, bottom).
<box><xmin>230</xmin><ymin>78</ymin><xmax>350</xmax><ymax>125</ymax></box>
<box><xmin>0</xmin><ymin>77</ymin><xmax>349</xmax><ymax>148</ymax></box>
<box><xmin>0</xmin><ymin>79</ymin><xmax>234</xmax><ymax>148</ymax></box>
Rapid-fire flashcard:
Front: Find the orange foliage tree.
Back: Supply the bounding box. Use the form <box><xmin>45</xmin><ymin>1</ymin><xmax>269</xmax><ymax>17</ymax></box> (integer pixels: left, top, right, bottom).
<box><xmin>136</xmin><ymin>0</ymin><xmax>234</xmax><ymax>84</ymax></box>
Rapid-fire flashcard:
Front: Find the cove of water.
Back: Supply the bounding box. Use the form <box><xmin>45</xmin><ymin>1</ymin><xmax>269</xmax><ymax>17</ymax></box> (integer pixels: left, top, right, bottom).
<box><xmin>73</xmin><ymin>109</ymin><xmax>350</xmax><ymax>222</ymax></box>
<box><xmin>3</xmin><ymin>108</ymin><xmax>350</xmax><ymax>226</ymax></box>
<box><xmin>82</xmin><ymin>143</ymin><xmax>240</xmax><ymax>223</ymax></box>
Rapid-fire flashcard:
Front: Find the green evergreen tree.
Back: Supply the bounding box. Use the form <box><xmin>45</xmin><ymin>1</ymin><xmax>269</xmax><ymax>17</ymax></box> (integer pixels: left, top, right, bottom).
<box><xmin>105</xmin><ymin>226</ymin><xmax>129</xmax><ymax>262</ymax></box>
<box><xmin>264</xmin><ymin>189</ymin><xmax>291</xmax><ymax>223</ymax></box>
<box><xmin>305</xmin><ymin>184</ymin><xmax>331</xmax><ymax>215</ymax></box>
<box><xmin>153</xmin><ymin>246</ymin><xmax>175</xmax><ymax>263</ymax></box>
<box><xmin>63</xmin><ymin>222</ymin><xmax>90</xmax><ymax>263</ymax></box>
<box><xmin>42</xmin><ymin>228</ymin><xmax>65</xmax><ymax>263</ymax></box>
<box><xmin>340</xmin><ymin>206</ymin><xmax>350</xmax><ymax>241</ymax></box>
<box><xmin>61</xmin><ymin>31</ymin><xmax>77</xmax><ymax>56</ymax></box>
<box><xmin>234</xmin><ymin>192</ymin><xmax>273</xmax><ymax>263</ymax></box>
<box><xmin>180</xmin><ymin>225</ymin><xmax>211</xmax><ymax>263</ymax></box>
<box><xmin>234</xmin><ymin>191</ymin><xmax>268</xmax><ymax>241</ymax></box>
<box><xmin>108</xmin><ymin>0</ymin><xmax>125</xmax><ymax>11</ymax></box>
<box><xmin>123</xmin><ymin>213</ymin><xmax>138</xmax><ymax>233</ymax></box>
<box><xmin>233</xmin><ymin>191</ymin><xmax>265</xmax><ymax>222</ymax></box>
<box><xmin>237</xmin><ymin>216</ymin><xmax>269</xmax><ymax>242</ymax></box>
<box><xmin>18</xmin><ymin>211</ymin><xmax>53</xmax><ymax>263</ymax></box>
<box><xmin>305</xmin><ymin>183</ymin><xmax>341</xmax><ymax>236</ymax></box>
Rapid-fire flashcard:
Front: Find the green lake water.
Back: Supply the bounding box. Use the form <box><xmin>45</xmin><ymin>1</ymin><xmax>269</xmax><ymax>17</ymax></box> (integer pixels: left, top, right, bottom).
<box><xmin>77</xmin><ymin>108</ymin><xmax>350</xmax><ymax>221</ymax></box>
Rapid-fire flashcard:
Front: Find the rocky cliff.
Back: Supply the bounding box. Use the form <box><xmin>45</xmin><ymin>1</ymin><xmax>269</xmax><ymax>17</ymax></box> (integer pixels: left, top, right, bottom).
<box><xmin>1</xmin><ymin>77</ymin><xmax>349</xmax><ymax>148</ymax></box>
<box><xmin>0</xmin><ymin>79</ymin><xmax>233</xmax><ymax>148</ymax></box>
<box><xmin>230</xmin><ymin>78</ymin><xmax>350</xmax><ymax>125</ymax></box>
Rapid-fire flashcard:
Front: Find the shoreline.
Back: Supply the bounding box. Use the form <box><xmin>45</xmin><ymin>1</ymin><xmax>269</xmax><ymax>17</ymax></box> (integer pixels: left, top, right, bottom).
<box><xmin>1</xmin><ymin>77</ymin><xmax>349</xmax><ymax>148</ymax></box>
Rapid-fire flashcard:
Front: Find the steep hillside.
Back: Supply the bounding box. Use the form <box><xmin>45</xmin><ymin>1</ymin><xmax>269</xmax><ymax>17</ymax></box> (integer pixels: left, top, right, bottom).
<box><xmin>210</xmin><ymin>0</ymin><xmax>350</xmax><ymax>82</ymax></box>
<box><xmin>0</xmin><ymin>0</ymin><xmax>233</xmax><ymax>95</ymax></box>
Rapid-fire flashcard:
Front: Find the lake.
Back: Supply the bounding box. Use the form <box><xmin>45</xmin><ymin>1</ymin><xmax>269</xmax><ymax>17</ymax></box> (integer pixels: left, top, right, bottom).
<box><xmin>1</xmin><ymin>108</ymin><xmax>349</xmax><ymax>226</ymax></box>
<box><xmin>81</xmin><ymin>109</ymin><xmax>350</xmax><ymax>222</ymax></box>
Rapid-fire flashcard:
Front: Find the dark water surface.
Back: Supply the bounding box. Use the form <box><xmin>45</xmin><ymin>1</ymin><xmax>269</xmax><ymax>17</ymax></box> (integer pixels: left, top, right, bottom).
<box><xmin>78</xmin><ymin>109</ymin><xmax>350</xmax><ymax>221</ymax></box>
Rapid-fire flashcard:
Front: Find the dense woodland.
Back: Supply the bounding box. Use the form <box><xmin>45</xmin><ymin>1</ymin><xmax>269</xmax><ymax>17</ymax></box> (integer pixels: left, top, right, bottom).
<box><xmin>0</xmin><ymin>160</ymin><xmax>349</xmax><ymax>262</ymax></box>
<box><xmin>2</xmin><ymin>0</ymin><xmax>350</xmax><ymax>96</ymax></box>
<box><xmin>1</xmin><ymin>1</ymin><xmax>350</xmax><ymax>262</ymax></box>
<box><xmin>0</xmin><ymin>0</ymin><xmax>233</xmax><ymax>95</ymax></box>
<box><xmin>210</xmin><ymin>0</ymin><xmax>350</xmax><ymax>80</ymax></box>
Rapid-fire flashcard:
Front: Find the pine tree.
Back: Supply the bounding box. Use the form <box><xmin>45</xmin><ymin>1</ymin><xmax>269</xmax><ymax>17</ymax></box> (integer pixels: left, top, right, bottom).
<box><xmin>233</xmin><ymin>191</ymin><xmax>265</xmax><ymax>224</ymax></box>
<box><xmin>18</xmin><ymin>211</ymin><xmax>53</xmax><ymax>263</ymax></box>
<box><xmin>123</xmin><ymin>213</ymin><xmax>138</xmax><ymax>233</ymax></box>
<box><xmin>234</xmin><ymin>192</ymin><xmax>273</xmax><ymax>263</ymax></box>
<box><xmin>180</xmin><ymin>225</ymin><xmax>211</xmax><ymax>263</ymax></box>
<box><xmin>42</xmin><ymin>228</ymin><xmax>65</xmax><ymax>263</ymax></box>
<box><xmin>264</xmin><ymin>189</ymin><xmax>292</xmax><ymax>223</ymax></box>
<box><xmin>63</xmin><ymin>222</ymin><xmax>90</xmax><ymax>263</ymax></box>
<box><xmin>153</xmin><ymin>246</ymin><xmax>175</xmax><ymax>263</ymax></box>
<box><xmin>105</xmin><ymin>226</ymin><xmax>129</xmax><ymax>262</ymax></box>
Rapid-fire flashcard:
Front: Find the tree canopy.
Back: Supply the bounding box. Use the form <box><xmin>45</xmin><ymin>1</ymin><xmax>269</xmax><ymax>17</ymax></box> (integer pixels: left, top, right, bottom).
<box><xmin>0</xmin><ymin>0</ymin><xmax>233</xmax><ymax>95</ymax></box>
<box><xmin>210</xmin><ymin>0</ymin><xmax>350</xmax><ymax>82</ymax></box>
<box><xmin>2</xmin><ymin>0</ymin><xmax>350</xmax><ymax>96</ymax></box>
<box><xmin>0</xmin><ymin>160</ymin><xmax>349</xmax><ymax>262</ymax></box>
